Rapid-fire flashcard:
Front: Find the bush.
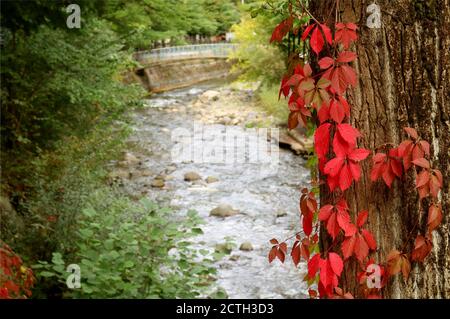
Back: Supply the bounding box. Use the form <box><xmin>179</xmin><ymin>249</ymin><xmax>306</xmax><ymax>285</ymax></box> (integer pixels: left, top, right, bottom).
<box><xmin>34</xmin><ymin>199</ymin><xmax>215</xmax><ymax>299</ymax></box>
<box><xmin>255</xmin><ymin>83</ymin><xmax>289</xmax><ymax>125</ymax></box>
<box><xmin>230</xmin><ymin>13</ymin><xmax>286</xmax><ymax>86</ymax></box>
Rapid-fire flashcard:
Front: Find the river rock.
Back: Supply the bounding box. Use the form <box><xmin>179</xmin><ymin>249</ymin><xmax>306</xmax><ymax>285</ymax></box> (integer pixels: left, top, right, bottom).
<box><xmin>140</xmin><ymin>169</ymin><xmax>153</xmax><ymax>177</ymax></box>
<box><xmin>210</xmin><ymin>204</ymin><xmax>238</xmax><ymax>217</ymax></box>
<box><xmin>165</xmin><ymin>165</ymin><xmax>177</xmax><ymax>173</ymax></box>
<box><xmin>219</xmin><ymin>116</ymin><xmax>232</xmax><ymax>125</ymax></box>
<box><xmin>122</xmin><ymin>152</ymin><xmax>140</xmax><ymax>165</ymax></box>
<box><xmin>239</xmin><ymin>242</ymin><xmax>253</xmax><ymax>251</ymax></box>
<box><xmin>151</xmin><ymin>179</ymin><xmax>165</xmax><ymax>188</ymax></box>
<box><xmin>215</xmin><ymin>243</ymin><xmax>233</xmax><ymax>254</ymax></box>
<box><xmin>205</xmin><ymin>176</ymin><xmax>219</xmax><ymax>183</ymax></box>
<box><xmin>276</xmin><ymin>211</ymin><xmax>287</xmax><ymax>217</ymax></box>
<box><xmin>108</xmin><ymin>169</ymin><xmax>130</xmax><ymax>180</ymax></box>
<box><xmin>200</xmin><ymin>90</ymin><xmax>220</xmax><ymax>103</ymax></box>
<box><xmin>184</xmin><ymin>171</ymin><xmax>201</xmax><ymax>181</ymax></box>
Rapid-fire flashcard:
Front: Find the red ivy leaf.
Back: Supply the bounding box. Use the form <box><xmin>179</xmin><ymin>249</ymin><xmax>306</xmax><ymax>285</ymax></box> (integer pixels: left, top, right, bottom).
<box><xmin>319</xmin><ymin>57</ymin><xmax>334</xmax><ymax>69</ymax></box>
<box><xmin>329</xmin><ymin>252</ymin><xmax>344</xmax><ymax>276</ymax></box>
<box><xmin>314</xmin><ymin>123</ymin><xmax>331</xmax><ymax>160</ymax></box>
<box><xmin>412</xmin><ymin>158</ymin><xmax>430</xmax><ymax>169</ymax></box>
<box><xmin>357</xmin><ymin>210</ymin><xmax>369</xmax><ymax>227</ymax></box>
<box><xmin>411</xmin><ymin>235</ymin><xmax>433</xmax><ymax>262</ymax></box>
<box><xmin>335</xmin><ymin>22</ymin><xmax>358</xmax><ymax>49</ymax></box>
<box><xmin>270</xmin><ymin>17</ymin><xmax>293</xmax><ymax>43</ymax></box>
<box><xmin>336</xmin><ymin>51</ymin><xmax>357</xmax><ymax>63</ymax></box>
<box><xmin>428</xmin><ymin>203</ymin><xmax>443</xmax><ymax>232</ymax></box>
<box><xmin>404</xmin><ymin>127</ymin><xmax>418</xmax><ymax>140</ymax></box>
<box><xmin>303</xmin><ymin>23</ymin><xmax>332</xmax><ymax>55</ymax></box>
<box><xmin>308</xmin><ymin>253</ymin><xmax>321</xmax><ymax>278</ymax></box>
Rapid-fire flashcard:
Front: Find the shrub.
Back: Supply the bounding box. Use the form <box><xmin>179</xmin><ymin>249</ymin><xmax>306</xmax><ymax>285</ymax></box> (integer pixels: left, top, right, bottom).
<box><xmin>34</xmin><ymin>198</ymin><xmax>215</xmax><ymax>299</ymax></box>
<box><xmin>0</xmin><ymin>241</ymin><xmax>35</xmax><ymax>299</ymax></box>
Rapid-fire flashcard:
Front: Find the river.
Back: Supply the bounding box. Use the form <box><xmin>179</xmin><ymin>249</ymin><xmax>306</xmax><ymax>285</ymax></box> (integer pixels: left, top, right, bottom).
<box><xmin>118</xmin><ymin>82</ymin><xmax>310</xmax><ymax>298</ymax></box>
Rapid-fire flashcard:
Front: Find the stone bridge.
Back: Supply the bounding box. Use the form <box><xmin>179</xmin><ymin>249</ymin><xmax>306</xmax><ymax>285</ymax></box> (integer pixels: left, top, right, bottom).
<box><xmin>133</xmin><ymin>43</ymin><xmax>237</xmax><ymax>92</ymax></box>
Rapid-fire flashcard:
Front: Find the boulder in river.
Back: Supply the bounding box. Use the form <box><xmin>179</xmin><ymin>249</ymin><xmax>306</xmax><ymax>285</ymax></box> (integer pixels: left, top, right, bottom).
<box><xmin>199</xmin><ymin>90</ymin><xmax>220</xmax><ymax>103</ymax></box>
<box><xmin>210</xmin><ymin>204</ymin><xmax>238</xmax><ymax>217</ymax></box>
<box><xmin>151</xmin><ymin>179</ymin><xmax>165</xmax><ymax>188</ymax></box>
<box><xmin>120</xmin><ymin>152</ymin><xmax>140</xmax><ymax>166</ymax></box>
<box><xmin>239</xmin><ymin>242</ymin><xmax>253</xmax><ymax>251</ymax></box>
<box><xmin>184</xmin><ymin>171</ymin><xmax>201</xmax><ymax>181</ymax></box>
<box><xmin>205</xmin><ymin>176</ymin><xmax>219</xmax><ymax>183</ymax></box>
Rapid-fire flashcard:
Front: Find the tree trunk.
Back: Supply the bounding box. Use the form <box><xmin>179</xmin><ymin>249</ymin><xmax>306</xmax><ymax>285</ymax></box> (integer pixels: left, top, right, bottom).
<box><xmin>311</xmin><ymin>0</ymin><xmax>450</xmax><ymax>298</ymax></box>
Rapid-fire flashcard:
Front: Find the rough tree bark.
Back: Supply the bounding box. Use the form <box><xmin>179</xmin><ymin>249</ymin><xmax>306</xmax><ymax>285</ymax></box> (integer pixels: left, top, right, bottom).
<box><xmin>310</xmin><ymin>0</ymin><xmax>450</xmax><ymax>298</ymax></box>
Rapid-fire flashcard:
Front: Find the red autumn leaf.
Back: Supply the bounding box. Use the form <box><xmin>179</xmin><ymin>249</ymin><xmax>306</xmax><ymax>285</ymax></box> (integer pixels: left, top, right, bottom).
<box><xmin>302</xmin><ymin>23</ymin><xmax>332</xmax><ymax>55</ymax></box>
<box><xmin>310</xmin><ymin>26</ymin><xmax>324</xmax><ymax>56</ymax></box>
<box><xmin>314</xmin><ymin>123</ymin><xmax>331</xmax><ymax>160</ymax></box>
<box><xmin>291</xmin><ymin>240</ymin><xmax>301</xmax><ymax>266</ymax></box>
<box><xmin>269</xmin><ymin>239</ymin><xmax>288</xmax><ymax>264</ymax></box>
<box><xmin>387</xmin><ymin>250</ymin><xmax>402</xmax><ymax>275</ymax></box>
<box><xmin>318</xmin><ymin>199</ymin><xmax>356</xmax><ymax>239</ymax></box>
<box><xmin>301</xmin><ymin>24</ymin><xmax>315</xmax><ymax>40</ymax></box>
<box><xmin>308</xmin><ymin>253</ymin><xmax>321</xmax><ymax>278</ymax></box>
<box><xmin>268</xmin><ymin>246</ymin><xmax>277</xmax><ymax>263</ymax></box>
<box><xmin>341</xmin><ymin>235</ymin><xmax>356</xmax><ymax>260</ymax></box>
<box><xmin>322</xmin><ymin>63</ymin><xmax>357</xmax><ymax>94</ymax></box>
<box><xmin>411</xmin><ymin>235</ymin><xmax>433</xmax><ymax>262</ymax></box>
<box><xmin>412</xmin><ymin>157</ymin><xmax>430</xmax><ymax>169</ymax></box>
<box><xmin>357</xmin><ymin>210</ymin><xmax>369</xmax><ymax>227</ymax></box>
<box><xmin>324</xmin><ymin>157</ymin><xmax>345</xmax><ymax>177</ymax></box>
<box><xmin>329</xmin><ymin>252</ymin><xmax>344</xmax><ymax>276</ymax></box>
<box><xmin>427</xmin><ymin>203</ymin><xmax>443</xmax><ymax>232</ymax></box>
<box><xmin>370</xmin><ymin>149</ymin><xmax>402</xmax><ymax>187</ymax></box>
<box><xmin>336</xmin><ymin>51</ymin><xmax>357</xmax><ymax>63</ymax></box>
<box><xmin>335</xmin><ymin>22</ymin><xmax>358</xmax><ymax>49</ymax></box>
<box><xmin>339</xmin><ymin>164</ymin><xmax>353</xmax><ymax>191</ymax></box>
<box><xmin>387</xmin><ymin>250</ymin><xmax>410</xmax><ymax>280</ymax></box>
<box><xmin>348</xmin><ymin>148</ymin><xmax>371</xmax><ymax>161</ymax></box>
<box><xmin>318</xmin><ymin>57</ymin><xmax>334</xmax><ymax>69</ymax></box>
<box><xmin>301</xmin><ymin>238</ymin><xmax>311</xmax><ymax>261</ymax></box>
<box><xmin>401</xmin><ymin>256</ymin><xmax>411</xmax><ymax>280</ymax></box>
<box><xmin>361</xmin><ymin>229</ymin><xmax>377</xmax><ymax>250</ymax></box>
<box><xmin>278</xmin><ymin>75</ymin><xmax>291</xmax><ymax>99</ymax></box>
<box><xmin>323</xmin><ymin>145</ymin><xmax>369</xmax><ymax>191</ymax></box>
<box><xmin>416</xmin><ymin>170</ymin><xmax>430</xmax><ymax>187</ymax></box>
<box><xmin>397</xmin><ymin>140</ymin><xmax>414</xmax><ymax>170</ymax></box>
<box><xmin>341</xmin><ymin>213</ymin><xmax>376</xmax><ymax>261</ymax></box>
<box><xmin>430</xmin><ymin>170</ymin><xmax>443</xmax><ymax>198</ymax></box>
<box><xmin>270</xmin><ymin>17</ymin><xmax>293</xmax><ymax>43</ymax></box>
<box><xmin>404</xmin><ymin>127</ymin><xmax>418</xmax><ymax>140</ymax></box>
<box><xmin>354</xmin><ymin>233</ymin><xmax>369</xmax><ymax>262</ymax></box>
<box><xmin>337</xmin><ymin>123</ymin><xmax>361</xmax><ymax>147</ymax></box>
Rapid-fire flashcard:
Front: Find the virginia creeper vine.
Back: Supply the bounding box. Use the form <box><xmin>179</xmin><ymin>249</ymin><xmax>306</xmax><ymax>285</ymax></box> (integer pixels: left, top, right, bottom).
<box><xmin>267</xmin><ymin>1</ymin><xmax>444</xmax><ymax>299</ymax></box>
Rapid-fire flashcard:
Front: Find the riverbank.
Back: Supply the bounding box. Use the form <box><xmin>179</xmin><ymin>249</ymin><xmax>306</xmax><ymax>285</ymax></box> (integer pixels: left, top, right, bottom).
<box><xmin>110</xmin><ymin>83</ymin><xmax>311</xmax><ymax>298</ymax></box>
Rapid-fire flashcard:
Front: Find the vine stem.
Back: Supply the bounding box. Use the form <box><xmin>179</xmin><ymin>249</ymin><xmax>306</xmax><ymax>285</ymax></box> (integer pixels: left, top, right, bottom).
<box><xmin>296</xmin><ymin>0</ymin><xmax>320</xmax><ymax>24</ymax></box>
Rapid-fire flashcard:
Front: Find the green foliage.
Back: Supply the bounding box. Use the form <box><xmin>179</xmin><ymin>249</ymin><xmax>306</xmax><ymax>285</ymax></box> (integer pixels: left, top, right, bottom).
<box><xmin>230</xmin><ymin>13</ymin><xmax>286</xmax><ymax>85</ymax></box>
<box><xmin>255</xmin><ymin>83</ymin><xmax>289</xmax><ymax>125</ymax></box>
<box><xmin>1</xmin><ymin>19</ymin><xmax>143</xmax><ymax>154</ymax></box>
<box><xmin>34</xmin><ymin>200</ymin><xmax>215</xmax><ymax>298</ymax></box>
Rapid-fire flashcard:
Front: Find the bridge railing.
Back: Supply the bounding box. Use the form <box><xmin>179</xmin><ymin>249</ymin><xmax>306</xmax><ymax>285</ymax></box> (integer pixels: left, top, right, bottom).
<box><xmin>134</xmin><ymin>43</ymin><xmax>238</xmax><ymax>63</ymax></box>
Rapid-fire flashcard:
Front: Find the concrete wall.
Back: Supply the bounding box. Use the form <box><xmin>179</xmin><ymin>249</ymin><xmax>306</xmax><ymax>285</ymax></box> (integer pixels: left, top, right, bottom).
<box><xmin>135</xmin><ymin>57</ymin><xmax>233</xmax><ymax>93</ymax></box>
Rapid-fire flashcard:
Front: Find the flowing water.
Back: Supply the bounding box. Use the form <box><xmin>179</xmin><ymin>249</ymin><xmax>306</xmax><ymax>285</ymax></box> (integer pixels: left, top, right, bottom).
<box><xmin>122</xmin><ymin>82</ymin><xmax>310</xmax><ymax>298</ymax></box>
